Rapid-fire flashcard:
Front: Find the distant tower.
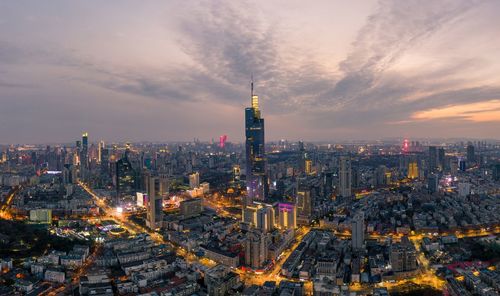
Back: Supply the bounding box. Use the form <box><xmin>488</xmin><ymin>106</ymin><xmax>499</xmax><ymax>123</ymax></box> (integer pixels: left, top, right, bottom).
<box><xmin>352</xmin><ymin>212</ymin><xmax>365</xmax><ymax>251</ymax></box>
<box><xmin>338</xmin><ymin>156</ymin><xmax>352</xmax><ymax>198</ymax></box>
<box><xmin>245</xmin><ymin>77</ymin><xmax>268</xmax><ymax>204</ymax></box>
<box><xmin>219</xmin><ymin>135</ymin><xmax>227</xmax><ymax>148</ymax></box>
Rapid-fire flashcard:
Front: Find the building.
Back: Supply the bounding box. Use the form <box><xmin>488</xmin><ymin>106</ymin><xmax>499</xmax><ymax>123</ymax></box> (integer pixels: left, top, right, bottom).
<box><xmin>458</xmin><ymin>182</ymin><xmax>471</xmax><ymax>197</ymax></box>
<box><xmin>245</xmin><ymin>79</ymin><xmax>268</xmax><ymax>204</ymax></box>
<box><xmin>296</xmin><ymin>182</ymin><xmax>313</xmax><ymax>225</ymax></box>
<box><xmin>189</xmin><ymin>172</ymin><xmax>200</xmax><ymax>189</ymax></box>
<box><xmin>205</xmin><ymin>265</ymin><xmax>239</xmax><ymax>296</ymax></box>
<box><xmin>408</xmin><ymin>162</ymin><xmax>419</xmax><ymax>179</ymax></box>
<box><xmin>390</xmin><ymin>236</ymin><xmax>417</xmax><ymax>273</ymax></box>
<box><xmin>438</xmin><ymin>147</ymin><xmax>446</xmax><ymax>171</ymax></box>
<box><xmin>146</xmin><ymin>175</ymin><xmax>164</xmax><ymax>229</ymax></box>
<box><xmin>180</xmin><ymin>198</ymin><xmax>203</xmax><ymax>218</ymax></box>
<box><xmin>278</xmin><ymin>203</ymin><xmax>297</xmax><ymax>230</ymax></box>
<box><xmin>305</xmin><ymin>159</ymin><xmax>313</xmax><ymax>175</ymax></box>
<box><xmin>245</xmin><ymin>229</ymin><xmax>268</xmax><ymax>270</ymax></box>
<box><xmin>428</xmin><ymin>146</ymin><xmax>437</xmax><ymax>172</ymax></box>
<box><xmin>116</xmin><ymin>152</ymin><xmax>136</xmax><ymax>197</ymax></box>
<box><xmin>242</xmin><ymin>202</ymin><xmax>274</xmax><ymax>232</ymax></box>
<box><xmin>428</xmin><ymin>174</ymin><xmax>439</xmax><ymax>194</ymax></box>
<box><xmin>467</xmin><ymin>144</ymin><xmax>475</xmax><ymax>164</ymax></box>
<box><xmin>29</xmin><ymin>209</ymin><xmax>52</xmax><ymax>224</ymax></box>
<box><xmin>351</xmin><ymin>212</ymin><xmax>365</xmax><ymax>251</ymax></box>
<box><xmin>338</xmin><ymin>156</ymin><xmax>352</xmax><ymax>198</ymax></box>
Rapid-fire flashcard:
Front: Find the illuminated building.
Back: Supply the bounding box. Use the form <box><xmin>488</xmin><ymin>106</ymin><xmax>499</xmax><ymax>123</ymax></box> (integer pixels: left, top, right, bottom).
<box><xmin>80</xmin><ymin>132</ymin><xmax>89</xmax><ymax>179</ymax></box>
<box><xmin>242</xmin><ymin>202</ymin><xmax>275</xmax><ymax>233</ymax></box>
<box><xmin>298</xmin><ymin>141</ymin><xmax>307</xmax><ymax>174</ymax></box>
<box><xmin>219</xmin><ymin>135</ymin><xmax>227</xmax><ymax>148</ymax></box>
<box><xmin>278</xmin><ymin>203</ymin><xmax>297</xmax><ymax>230</ymax></box>
<box><xmin>408</xmin><ymin>162</ymin><xmax>419</xmax><ymax>179</ymax></box>
<box><xmin>232</xmin><ymin>165</ymin><xmax>241</xmax><ymax>182</ymax></box>
<box><xmin>296</xmin><ymin>182</ymin><xmax>312</xmax><ymax>225</ymax></box>
<box><xmin>146</xmin><ymin>174</ymin><xmax>164</xmax><ymax>229</ymax></box>
<box><xmin>245</xmin><ymin>78</ymin><xmax>268</xmax><ymax>204</ymax></box>
<box><xmin>305</xmin><ymin>159</ymin><xmax>313</xmax><ymax>175</ymax></box>
<box><xmin>351</xmin><ymin>212</ymin><xmax>365</xmax><ymax>251</ymax></box>
<box><xmin>116</xmin><ymin>152</ymin><xmax>136</xmax><ymax>197</ymax></box>
<box><xmin>338</xmin><ymin>156</ymin><xmax>352</xmax><ymax>198</ymax></box>
<box><xmin>97</xmin><ymin>140</ymin><xmax>105</xmax><ymax>163</ymax></box>
<box><xmin>402</xmin><ymin>139</ymin><xmax>410</xmax><ymax>154</ymax></box>
<box><xmin>189</xmin><ymin>172</ymin><xmax>200</xmax><ymax>189</ymax></box>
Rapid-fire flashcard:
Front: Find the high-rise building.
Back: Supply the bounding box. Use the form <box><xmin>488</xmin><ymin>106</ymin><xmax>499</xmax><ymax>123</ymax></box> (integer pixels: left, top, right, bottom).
<box><xmin>338</xmin><ymin>156</ymin><xmax>352</xmax><ymax>198</ymax></box>
<box><xmin>278</xmin><ymin>203</ymin><xmax>297</xmax><ymax>230</ymax></box>
<box><xmin>438</xmin><ymin>148</ymin><xmax>446</xmax><ymax>171</ymax></box>
<box><xmin>467</xmin><ymin>144</ymin><xmax>475</xmax><ymax>164</ymax></box>
<box><xmin>390</xmin><ymin>236</ymin><xmax>417</xmax><ymax>272</ymax></box>
<box><xmin>189</xmin><ymin>172</ymin><xmax>200</xmax><ymax>189</ymax></box>
<box><xmin>245</xmin><ymin>229</ymin><xmax>268</xmax><ymax>270</ymax></box>
<box><xmin>116</xmin><ymin>153</ymin><xmax>135</xmax><ymax>197</ymax></box>
<box><xmin>458</xmin><ymin>183</ymin><xmax>471</xmax><ymax>198</ymax></box>
<box><xmin>242</xmin><ymin>202</ymin><xmax>275</xmax><ymax>233</ymax></box>
<box><xmin>298</xmin><ymin>141</ymin><xmax>306</xmax><ymax>174</ymax></box>
<box><xmin>98</xmin><ymin>140</ymin><xmax>105</xmax><ymax>163</ymax></box>
<box><xmin>408</xmin><ymin>162</ymin><xmax>419</xmax><ymax>179</ymax></box>
<box><xmin>296</xmin><ymin>182</ymin><xmax>313</xmax><ymax>225</ymax></box>
<box><xmin>146</xmin><ymin>174</ymin><xmax>164</xmax><ymax>229</ymax></box>
<box><xmin>428</xmin><ymin>174</ymin><xmax>439</xmax><ymax>194</ymax></box>
<box><xmin>305</xmin><ymin>159</ymin><xmax>313</xmax><ymax>175</ymax></box>
<box><xmin>428</xmin><ymin>146</ymin><xmax>437</xmax><ymax>173</ymax></box>
<box><xmin>245</xmin><ymin>78</ymin><xmax>268</xmax><ymax>204</ymax></box>
<box><xmin>493</xmin><ymin>164</ymin><xmax>500</xmax><ymax>181</ymax></box>
<box><xmin>352</xmin><ymin>212</ymin><xmax>365</xmax><ymax>251</ymax></box>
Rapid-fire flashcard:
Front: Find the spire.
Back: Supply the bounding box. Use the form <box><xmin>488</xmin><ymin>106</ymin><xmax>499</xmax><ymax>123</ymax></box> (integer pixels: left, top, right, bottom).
<box><xmin>251</xmin><ymin>74</ymin><xmax>254</xmax><ymax>98</ymax></box>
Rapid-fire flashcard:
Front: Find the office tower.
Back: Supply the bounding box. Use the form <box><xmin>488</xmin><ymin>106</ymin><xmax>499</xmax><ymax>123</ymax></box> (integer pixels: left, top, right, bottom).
<box><xmin>97</xmin><ymin>140</ymin><xmax>105</xmax><ymax>163</ymax></box>
<box><xmin>298</xmin><ymin>141</ymin><xmax>306</xmax><ymax>174</ymax></box>
<box><xmin>159</xmin><ymin>173</ymin><xmax>169</xmax><ymax>198</ymax></box>
<box><xmin>352</xmin><ymin>212</ymin><xmax>365</xmax><ymax>251</ymax></box>
<box><xmin>146</xmin><ymin>175</ymin><xmax>164</xmax><ymax>229</ymax></box>
<box><xmin>428</xmin><ymin>174</ymin><xmax>439</xmax><ymax>194</ymax></box>
<box><xmin>278</xmin><ymin>203</ymin><xmax>297</xmax><ymax>230</ymax></box>
<box><xmin>390</xmin><ymin>236</ymin><xmax>417</xmax><ymax>272</ymax></box>
<box><xmin>305</xmin><ymin>159</ymin><xmax>313</xmax><ymax>175</ymax></box>
<box><xmin>408</xmin><ymin>162</ymin><xmax>419</xmax><ymax>179</ymax></box>
<box><xmin>296</xmin><ymin>182</ymin><xmax>312</xmax><ymax>225</ymax></box>
<box><xmin>116</xmin><ymin>153</ymin><xmax>135</xmax><ymax>197</ymax></box>
<box><xmin>180</xmin><ymin>198</ymin><xmax>203</xmax><ymax>218</ymax></box>
<box><xmin>438</xmin><ymin>148</ymin><xmax>445</xmax><ymax>171</ymax></box>
<box><xmin>428</xmin><ymin>146</ymin><xmax>437</xmax><ymax>173</ymax></box>
<box><xmin>459</xmin><ymin>158</ymin><xmax>467</xmax><ymax>171</ymax></box>
<box><xmin>338</xmin><ymin>156</ymin><xmax>352</xmax><ymax>198</ymax></box>
<box><xmin>450</xmin><ymin>158</ymin><xmax>458</xmax><ymax>176</ymax></box>
<box><xmin>245</xmin><ymin>229</ymin><xmax>268</xmax><ymax>269</ymax></box>
<box><xmin>245</xmin><ymin>78</ymin><xmax>268</xmax><ymax>204</ymax></box>
<box><xmin>189</xmin><ymin>172</ymin><xmax>200</xmax><ymax>189</ymax></box>
<box><xmin>256</xmin><ymin>204</ymin><xmax>275</xmax><ymax>233</ymax></box>
<box><xmin>322</xmin><ymin>171</ymin><xmax>333</xmax><ymax>198</ymax></box>
<box><xmin>81</xmin><ymin>132</ymin><xmax>88</xmax><ymax>167</ymax></box>
<box><xmin>467</xmin><ymin>144</ymin><xmax>475</xmax><ymax>164</ymax></box>
<box><xmin>493</xmin><ymin>164</ymin><xmax>500</xmax><ymax>181</ymax></box>
<box><xmin>100</xmin><ymin>148</ymin><xmax>110</xmax><ymax>176</ymax></box>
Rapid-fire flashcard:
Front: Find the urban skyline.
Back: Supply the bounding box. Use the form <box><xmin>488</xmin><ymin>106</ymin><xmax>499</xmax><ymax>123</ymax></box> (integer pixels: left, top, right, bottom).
<box><xmin>2</xmin><ymin>0</ymin><xmax>500</xmax><ymax>144</ymax></box>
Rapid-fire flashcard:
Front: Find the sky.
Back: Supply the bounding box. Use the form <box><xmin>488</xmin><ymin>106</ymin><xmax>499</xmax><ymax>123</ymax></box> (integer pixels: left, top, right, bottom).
<box><xmin>1</xmin><ymin>0</ymin><xmax>500</xmax><ymax>144</ymax></box>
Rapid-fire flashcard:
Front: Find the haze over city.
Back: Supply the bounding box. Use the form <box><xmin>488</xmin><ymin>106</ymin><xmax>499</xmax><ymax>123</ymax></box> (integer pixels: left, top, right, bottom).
<box><xmin>2</xmin><ymin>0</ymin><xmax>500</xmax><ymax>144</ymax></box>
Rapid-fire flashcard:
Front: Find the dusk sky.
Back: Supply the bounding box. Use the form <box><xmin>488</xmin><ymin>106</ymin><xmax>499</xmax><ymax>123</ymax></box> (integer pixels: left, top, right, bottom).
<box><xmin>1</xmin><ymin>0</ymin><xmax>500</xmax><ymax>144</ymax></box>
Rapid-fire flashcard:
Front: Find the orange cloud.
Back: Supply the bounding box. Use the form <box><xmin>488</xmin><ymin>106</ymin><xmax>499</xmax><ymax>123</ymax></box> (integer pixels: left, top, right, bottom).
<box><xmin>412</xmin><ymin>100</ymin><xmax>500</xmax><ymax>122</ymax></box>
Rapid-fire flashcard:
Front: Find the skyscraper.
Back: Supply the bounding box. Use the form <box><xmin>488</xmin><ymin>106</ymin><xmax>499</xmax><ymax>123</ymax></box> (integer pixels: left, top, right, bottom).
<box><xmin>245</xmin><ymin>78</ymin><xmax>268</xmax><ymax>204</ymax></box>
<box><xmin>352</xmin><ymin>212</ymin><xmax>365</xmax><ymax>252</ymax></box>
<box><xmin>338</xmin><ymin>156</ymin><xmax>352</xmax><ymax>198</ymax></box>
<box><xmin>408</xmin><ymin>162</ymin><xmax>419</xmax><ymax>179</ymax></box>
<box><xmin>146</xmin><ymin>174</ymin><xmax>164</xmax><ymax>229</ymax></box>
<box><xmin>467</xmin><ymin>144</ymin><xmax>475</xmax><ymax>164</ymax></box>
<box><xmin>116</xmin><ymin>153</ymin><xmax>135</xmax><ymax>197</ymax></box>
<box><xmin>428</xmin><ymin>146</ymin><xmax>437</xmax><ymax>173</ymax></box>
<box><xmin>245</xmin><ymin>229</ymin><xmax>268</xmax><ymax>270</ymax></box>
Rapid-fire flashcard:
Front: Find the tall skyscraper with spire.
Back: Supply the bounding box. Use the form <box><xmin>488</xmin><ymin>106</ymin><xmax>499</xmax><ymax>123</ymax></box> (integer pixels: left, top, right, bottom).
<box><xmin>245</xmin><ymin>77</ymin><xmax>268</xmax><ymax>204</ymax></box>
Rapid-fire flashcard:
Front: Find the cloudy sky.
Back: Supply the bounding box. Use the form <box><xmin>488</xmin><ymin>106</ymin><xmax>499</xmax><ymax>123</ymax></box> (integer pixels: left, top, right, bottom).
<box><xmin>1</xmin><ymin>0</ymin><xmax>500</xmax><ymax>144</ymax></box>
